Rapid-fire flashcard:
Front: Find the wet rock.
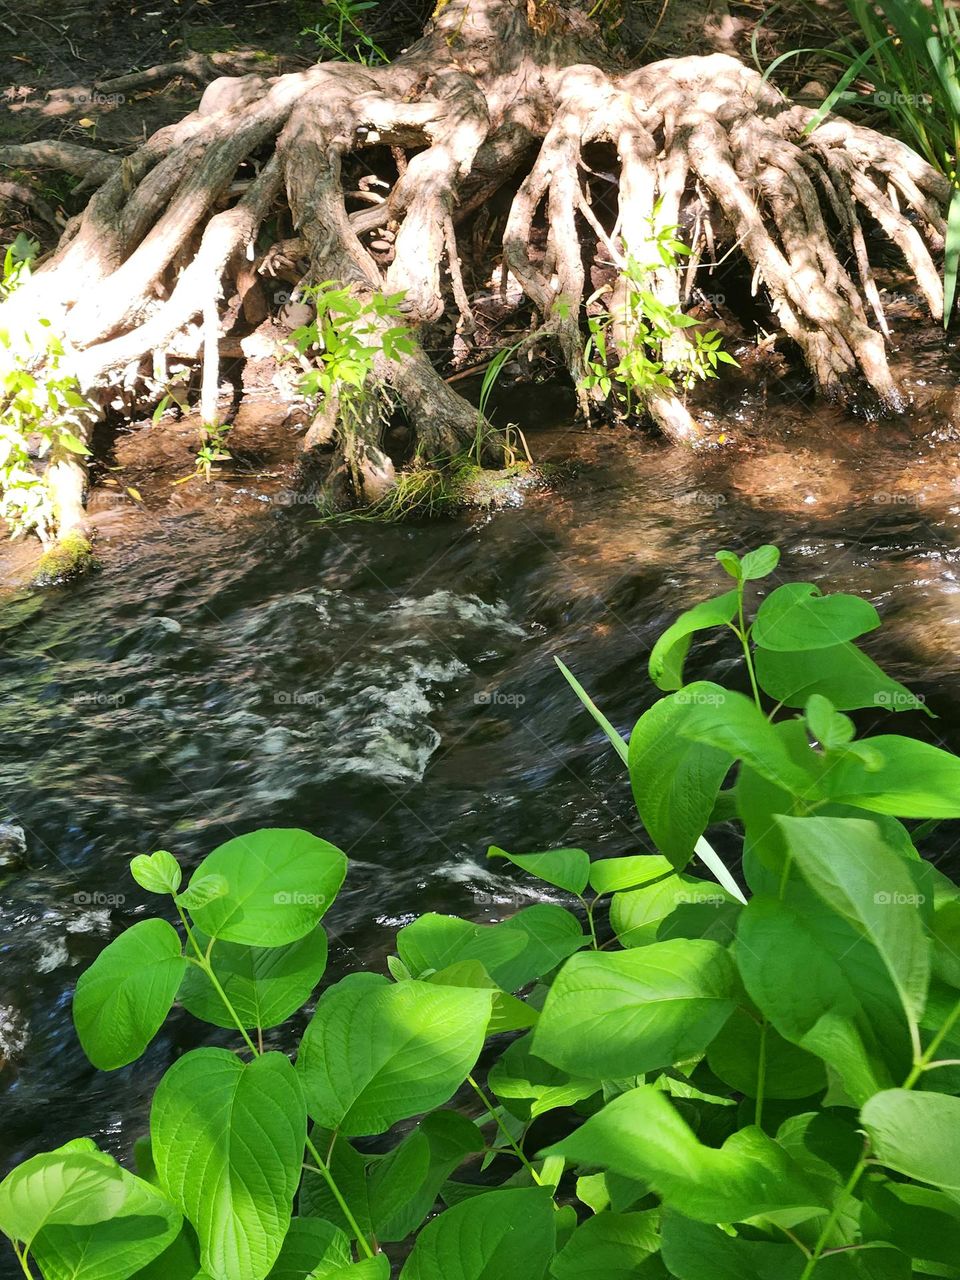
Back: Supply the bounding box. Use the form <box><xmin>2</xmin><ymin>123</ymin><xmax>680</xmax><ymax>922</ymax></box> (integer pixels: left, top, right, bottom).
<box><xmin>0</xmin><ymin>824</ymin><xmax>26</xmax><ymax>871</ymax></box>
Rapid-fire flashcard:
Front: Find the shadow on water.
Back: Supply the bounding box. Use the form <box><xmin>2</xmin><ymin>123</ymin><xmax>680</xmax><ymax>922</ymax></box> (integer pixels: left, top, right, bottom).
<box><xmin>2</xmin><ymin>318</ymin><xmax>960</xmax><ymax>1205</ymax></box>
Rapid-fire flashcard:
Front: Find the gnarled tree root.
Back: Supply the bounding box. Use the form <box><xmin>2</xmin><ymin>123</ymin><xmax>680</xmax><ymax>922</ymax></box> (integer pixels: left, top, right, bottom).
<box><xmin>0</xmin><ymin>0</ymin><xmax>948</xmax><ymax>546</ymax></box>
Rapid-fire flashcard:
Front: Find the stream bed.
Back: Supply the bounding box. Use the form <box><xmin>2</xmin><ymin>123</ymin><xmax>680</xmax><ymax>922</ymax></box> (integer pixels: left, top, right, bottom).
<box><xmin>3</xmin><ymin>326</ymin><xmax>960</xmax><ymax>1237</ymax></box>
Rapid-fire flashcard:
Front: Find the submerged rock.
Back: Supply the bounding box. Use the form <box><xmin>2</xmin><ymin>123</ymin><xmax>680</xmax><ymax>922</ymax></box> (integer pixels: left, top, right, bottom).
<box><xmin>32</xmin><ymin>531</ymin><xmax>99</xmax><ymax>587</ymax></box>
<box><xmin>0</xmin><ymin>824</ymin><xmax>26</xmax><ymax>871</ymax></box>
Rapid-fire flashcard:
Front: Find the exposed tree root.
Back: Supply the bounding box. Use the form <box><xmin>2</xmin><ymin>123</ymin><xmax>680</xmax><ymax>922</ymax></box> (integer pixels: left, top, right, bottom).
<box><xmin>0</xmin><ymin>0</ymin><xmax>949</xmax><ymax>546</ymax></box>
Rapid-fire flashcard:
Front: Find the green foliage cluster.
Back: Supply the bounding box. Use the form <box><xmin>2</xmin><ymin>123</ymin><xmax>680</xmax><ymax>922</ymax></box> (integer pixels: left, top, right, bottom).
<box><xmin>583</xmin><ymin>218</ymin><xmax>737</xmax><ymax>411</ymax></box>
<box><xmin>9</xmin><ymin>549</ymin><xmax>960</xmax><ymax>1278</ymax></box>
<box><xmin>291</xmin><ymin>282</ymin><xmax>416</xmax><ymax>438</ymax></box>
<box><xmin>300</xmin><ymin>0</ymin><xmax>388</xmax><ymax>66</ymax></box>
<box><xmin>0</xmin><ymin>236</ymin><xmax>93</xmax><ymax>540</ymax></box>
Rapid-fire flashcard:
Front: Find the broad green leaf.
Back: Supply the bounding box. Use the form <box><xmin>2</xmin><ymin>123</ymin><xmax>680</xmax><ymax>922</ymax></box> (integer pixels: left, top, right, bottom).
<box><xmin>677</xmin><ymin>684</ymin><xmax>818</xmax><ymax>795</ymax></box>
<box><xmin>298</xmin><ymin>1132</ymin><xmax>372</xmax><ymax>1242</ymax></box>
<box><xmin>589</xmin><ymin>854</ymin><xmax>674</xmax><ymax>895</ymax></box>
<box><xmin>752</xmin><ymin>583</ymin><xmax>879</xmax><ymax>651</ymax></box>
<box><xmin>736</xmin><ymin>895</ymin><xmax>910</xmax><ymax>1104</ymax></box>
<box><xmin>628</xmin><ymin>692</ymin><xmax>734</xmax><ymax>869</ymax></box>
<box><xmin>550</xmin><ymin>1210</ymin><xmax>663</xmax><ymax>1279</ymax></box>
<box><xmin>399</xmin><ymin>1187</ymin><xmax>556</xmax><ymax>1280</ymax></box>
<box><xmin>488</xmin><ymin>1032</ymin><xmax>600</xmax><ymax>1120</ymax></box>
<box><xmin>488</xmin><ymin>846</ymin><xmax>590</xmax><ymax>895</ymax></box>
<box><xmin>187</xmin><ymin>829</ymin><xmax>346</xmax><ymax>947</ymax></box>
<box><xmin>316</xmin><ymin>1258</ymin><xmax>389</xmax><ymax>1279</ymax></box>
<box><xmin>820</xmin><ymin>736</ymin><xmax>960</xmax><ymax>818</ymax></box>
<box><xmin>610</xmin><ymin>872</ymin><xmax>735</xmax><ymax>948</ymax></box>
<box><xmin>532</xmin><ymin>940</ymin><xmax>736</xmax><ymax>1078</ymax></box>
<box><xmin>151</xmin><ymin>1049</ymin><xmax>307</xmax><ymax>1280</ymax></box>
<box><xmin>266</xmin><ymin>1218</ymin><xmax>350</xmax><ymax>1279</ymax></box>
<box><xmin>544</xmin><ymin>1086</ymin><xmax>825</xmax><ymax>1221</ymax></box>
<box><xmin>176</xmin><ymin>874</ymin><xmax>229</xmax><ymax>912</ymax></box>
<box><xmin>423</xmin><ymin>960</ymin><xmax>537</xmax><ymax>1033</ymax></box>
<box><xmin>861</xmin><ymin>1089</ymin><xmax>960</xmax><ymax>1190</ymax></box>
<box><xmin>660</xmin><ymin>1213</ymin><xmax>802</xmax><ymax>1280</ymax></box>
<box><xmin>178</xmin><ymin>927</ymin><xmax>328</xmax><ymax>1030</ymax></box>
<box><xmin>297</xmin><ymin>974</ymin><xmax>492</xmax><ymax>1135</ymax></box>
<box><xmin>368</xmin><ymin>1112</ymin><xmax>484</xmax><ymax>1242</ymax></box>
<box><xmin>754</xmin><ymin>643</ymin><xmax>925</xmax><ymax>713</ymax></box>
<box><xmin>715</xmin><ymin>550</ymin><xmax>741</xmax><ymax>579</ymax></box>
<box><xmin>132</xmin><ymin>1225</ymin><xmax>202</xmax><ymax>1279</ymax></box>
<box><xmin>778</xmin><ymin>816</ymin><xmax>930</xmax><ymax>1027</ymax></box>
<box><xmin>73</xmin><ymin>919</ymin><xmax>186</xmax><ymax>1069</ymax></box>
<box><xmin>862</xmin><ymin>1176</ymin><xmax>960</xmax><ymax>1266</ymax></box>
<box><xmin>130</xmin><ymin>851</ymin><xmax>181</xmax><ymax>895</ymax></box>
<box><xmin>397</xmin><ymin>907</ymin><xmax>585</xmax><ymax>992</ymax></box>
<box><xmin>740</xmin><ymin>545</ymin><xmax>780</xmax><ymax>581</ymax></box>
<box><xmin>707</xmin><ymin>1008</ymin><xmax>827</xmax><ymax>1100</ymax></box>
<box><xmin>0</xmin><ymin>1146</ymin><xmax>128</xmax><ymax>1253</ymax></box>
<box><xmin>31</xmin><ymin>1154</ymin><xmax>181</xmax><ymax>1280</ymax></box>
<box><xmin>647</xmin><ymin>589</ymin><xmax>738</xmax><ymax>691</ymax></box>
<box><xmin>805</xmin><ymin>695</ymin><xmax>854</xmax><ymax>749</ymax></box>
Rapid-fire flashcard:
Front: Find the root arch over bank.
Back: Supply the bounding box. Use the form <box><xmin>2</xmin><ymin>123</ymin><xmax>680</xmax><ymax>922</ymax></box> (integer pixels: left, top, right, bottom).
<box><xmin>0</xmin><ymin>0</ymin><xmax>949</xmax><ymax>541</ymax></box>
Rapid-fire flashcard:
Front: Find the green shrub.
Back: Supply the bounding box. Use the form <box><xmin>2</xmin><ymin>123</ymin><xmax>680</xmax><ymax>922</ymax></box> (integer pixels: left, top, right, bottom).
<box><xmin>4</xmin><ymin>546</ymin><xmax>960</xmax><ymax>1279</ymax></box>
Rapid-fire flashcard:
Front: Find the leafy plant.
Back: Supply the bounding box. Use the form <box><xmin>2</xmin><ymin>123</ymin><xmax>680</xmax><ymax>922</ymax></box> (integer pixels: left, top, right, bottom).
<box><xmin>301</xmin><ymin>0</ymin><xmax>388</xmax><ymax>65</ymax></box>
<box><xmin>583</xmin><ymin>218</ymin><xmax>737</xmax><ymax>413</ymax></box>
<box><xmin>6</xmin><ymin>548</ymin><xmax>960</xmax><ymax>1279</ymax></box>
<box><xmin>0</xmin><ymin>235</ymin><xmax>94</xmax><ymax>540</ymax></box>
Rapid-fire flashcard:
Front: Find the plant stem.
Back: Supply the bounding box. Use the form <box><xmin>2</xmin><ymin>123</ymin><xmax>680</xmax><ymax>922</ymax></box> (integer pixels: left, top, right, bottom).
<box><xmin>467</xmin><ymin>1074</ymin><xmax>543</xmax><ymax>1185</ymax></box>
<box><xmin>732</xmin><ymin>587</ymin><xmax>762</xmax><ymax>708</ymax></box>
<box><xmin>11</xmin><ymin>1243</ymin><xmax>34</xmax><ymax>1279</ymax></box>
<box><xmin>303</xmin><ymin>1133</ymin><xmax>376</xmax><ymax>1259</ymax></box>
<box><xmin>176</xmin><ymin>903</ymin><xmax>259</xmax><ymax>1057</ymax></box>
<box><xmin>582</xmin><ymin>896</ymin><xmax>599</xmax><ymax>949</ymax></box>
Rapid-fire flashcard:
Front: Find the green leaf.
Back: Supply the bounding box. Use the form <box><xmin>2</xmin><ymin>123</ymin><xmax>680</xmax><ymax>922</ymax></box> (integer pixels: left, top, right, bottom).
<box><xmin>752</xmin><ymin>583</ymin><xmax>879</xmax><ymax>651</ymax></box>
<box><xmin>368</xmin><ymin>1112</ymin><xmax>484</xmax><ymax>1243</ymax></box>
<box><xmin>175</xmin><ymin>874</ymin><xmax>228</xmax><ymax>911</ymax></box>
<box><xmin>715</xmin><ymin>550</ymin><xmax>742</xmax><ymax>580</ymax></box>
<box><xmin>805</xmin><ymin>695</ymin><xmax>855</xmax><ymax>749</ymax></box>
<box><xmin>532</xmin><ymin>940</ymin><xmax>737</xmax><ymax>1078</ymax></box>
<box><xmin>754</xmin><ymin>642</ymin><xmax>925</xmax><ymax>713</ymax></box>
<box><xmin>862</xmin><ymin>1176</ymin><xmax>960</xmax><ymax>1267</ymax></box>
<box><xmin>554</xmin><ymin>658</ymin><xmax>628</xmax><ymax>765</ymax></box>
<box><xmin>610</xmin><ymin>872</ymin><xmax>734</xmax><ymax>948</ymax></box>
<box><xmin>735</xmin><ymin>894</ymin><xmax>909</xmax><ymax>1105</ymax></box>
<box><xmin>488</xmin><ymin>1032</ymin><xmax>599</xmax><ymax>1120</ymax></box>
<box><xmin>30</xmin><ymin>1153</ymin><xmax>181</xmax><ymax>1280</ymax></box>
<box><xmin>488</xmin><ymin>845</ymin><xmax>590</xmax><ymax>895</ymax></box>
<box><xmin>0</xmin><ymin>1145</ymin><xmax>128</xmax><ymax>1253</ymax></box>
<box><xmin>73</xmin><ymin>919</ymin><xmax>186</xmax><ymax>1069</ymax></box>
<box><xmin>296</xmin><ymin>974</ymin><xmax>492</xmax><ymax>1136</ymax></box>
<box><xmin>628</xmin><ymin>692</ymin><xmax>734</xmax><ymax>869</ymax></box>
<box><xmin>187</xmin><ymin>829</ymin><xmax>346</xmax><ymax>946</ymax></box>
<box><xmin>777</xmin><ymin>816</ymin><xmax>930</xmax><ymax>1028</ymax></box>
<box><xmin>944</xmin><ymin>185</ymin><xmax>960</xmax><ymax>328</ymax></box>
<box><xmin>739</xmin><ymin>545</ymin><xmax>780</xmax><ymax>581</ymax></box>
<box><xmin>151</xmin><ymin>1049</ymin><xmax>307</xmax><ymax>1280</ymax></box>
<box><xmin>397</xmin><ymin>906</ymin><xmax>585</xmax><ymax>992</ymax></box>
<box><xmin>861</xmin><ymin>1089</ymin><xmax>960</xmax><ymax>1190</ymax></box>
<box><xmin>589</xmin><ymin>854</ymin><xmax>674</xmax><ymax>895</ymax></box>
<box><xmin>266</xmin><ymin>1218</ymin><xmax>350</xmax><ymax>1279</ymax></box>
<box><xmin>57</xmin><ymin>431</ymin><xmax>91</xmax><ymax>456</ymax></box>
<box><xmin>819</xmin><ymin>736</ymin><xmax>960</xmax><ymax>818</ymax></box>
<box><xmin>543</xmin><ymin>1086</ymin><xmax>825</xmax><ymax>1221</ymax></box>
<box><xmin>130</xmin><ymin>851</ymin><xmax>182</xmax><ymax>895</ymax></box>
<box><xmin>647</xmin><ymin>590</ymin><xmax>739</xmax><ymax>691</ymax></box>
<box><xmin>707</xmin><ymin>1007</ymin><xmax>827</xmax><ymax>1099</ymax></box>
<box><xmin>423</xmin><ymin>961</ymin><xmax>536</xmax><ymax>1034</ymax></box>
<box><xmin>550</xmin><ymin>1210</ymin><xmax>663</xmax><ymax>1279</ymax></box>
<box><xmin>660</xmin><ymin>1213</ymin><xmax>802</xmax><ymax>1280</ymax></box>
<box><xmin>178</xmin><ymin>927</ymin><xmax>328</xmax><ymax>1030</ymax></box>
<box><xmin>298</xmin><ymin>1132</ymin><xmax>372</xmax><ymax>1242</ymax></box>
<box><xmin>399</xmin><ymin>1187</ymin><xmax>556</xmax><ymax>1280</ymax></box>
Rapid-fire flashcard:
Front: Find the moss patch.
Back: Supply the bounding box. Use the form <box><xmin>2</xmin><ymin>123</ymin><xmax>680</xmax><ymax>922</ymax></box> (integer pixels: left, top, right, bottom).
<box><xmin>33</xmin><ymin>531</ymin><xmax>99</xmax><ymax>587</ymax></box>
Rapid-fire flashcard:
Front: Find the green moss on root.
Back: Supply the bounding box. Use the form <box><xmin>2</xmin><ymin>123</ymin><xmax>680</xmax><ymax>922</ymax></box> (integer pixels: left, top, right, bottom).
<box><xmin>32</xmin><ymin>531</ymin><xmax>99</xmax><ymax>586</ymax></box>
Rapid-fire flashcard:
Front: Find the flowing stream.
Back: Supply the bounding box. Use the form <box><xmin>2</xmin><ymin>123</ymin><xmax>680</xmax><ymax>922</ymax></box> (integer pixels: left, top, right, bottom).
<box><xmin>3</xmin><ymin>327</ymin><xmax>960</xmax><ymax>1240</ymax></box>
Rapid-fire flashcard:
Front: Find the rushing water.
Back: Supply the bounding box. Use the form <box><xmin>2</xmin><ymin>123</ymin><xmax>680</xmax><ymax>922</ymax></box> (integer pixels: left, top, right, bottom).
<box><xmin>2</xmin><ymin>324</ymin><xmax>960</xmax><ymax>1246</ymax></box>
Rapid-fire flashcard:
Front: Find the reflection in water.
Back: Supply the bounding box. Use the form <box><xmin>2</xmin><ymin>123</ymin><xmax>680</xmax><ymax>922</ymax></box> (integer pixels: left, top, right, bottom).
<box><xmin>2</xmin><ymin>321</ymin><xmax>960</xmax><ymax>1197</ymax></box>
